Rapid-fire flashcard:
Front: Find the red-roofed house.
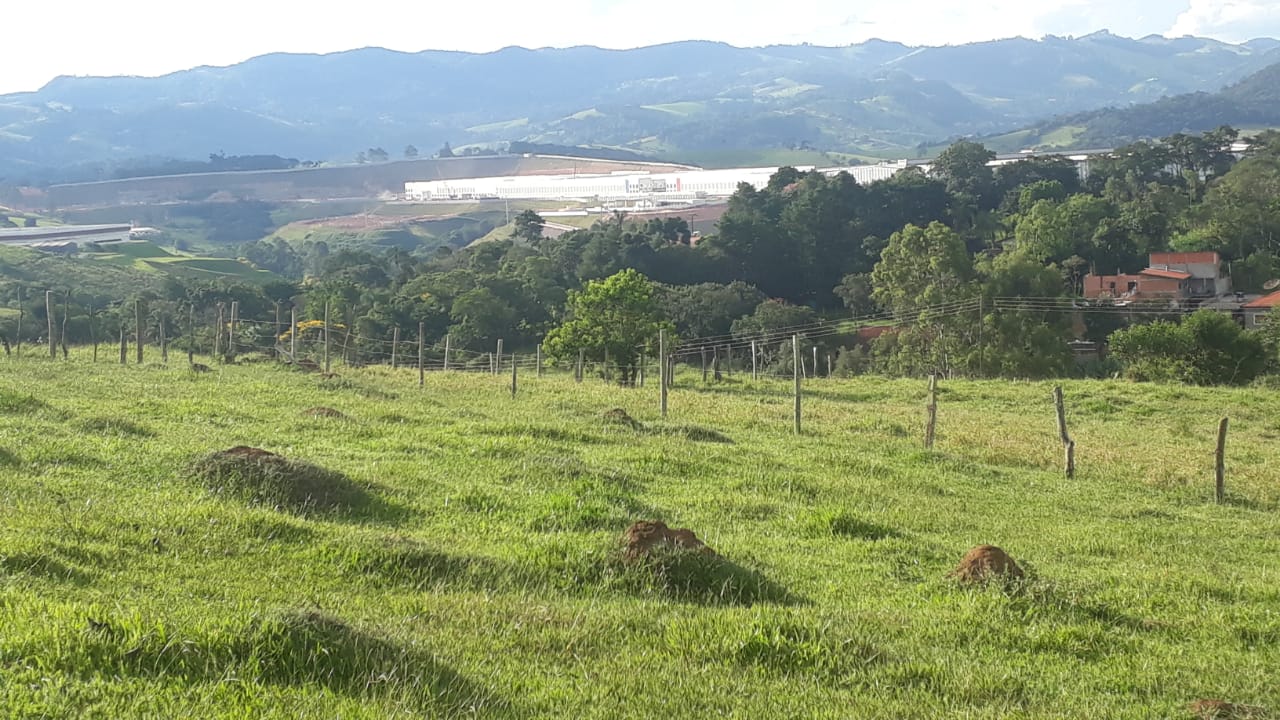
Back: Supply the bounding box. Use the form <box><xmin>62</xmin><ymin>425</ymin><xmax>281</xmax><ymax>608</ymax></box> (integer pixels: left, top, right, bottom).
<box><xmin>1083</xmin><ymin>251</ymin><xmax>1229</xmax><ymax>300</ymax></box>
<box><xmin>1243</xmin><ymin>290</ymin><xmax>1280</xmax><ymax>328</ymax></box>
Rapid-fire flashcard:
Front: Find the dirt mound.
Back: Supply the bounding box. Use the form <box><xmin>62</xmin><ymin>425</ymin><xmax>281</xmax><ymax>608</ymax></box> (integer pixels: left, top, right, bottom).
<box><xmin>293</xmin><ymin>358</ymin><xmax>320</xmax><ymax>372</ymax></box>
<box><xmin>622</xmin><ymin>520</ymin><xmax>714</xmax><ymax>561</ymax></box>
<box><xmin>949</xmin><ymin>545</ymin><xmax>1024</xmax><ymax>585</ymax></box>
<box><xmin>190</xmin><ymin>446</ymin><xmax>369</xmax><ymax>513</ymax></box>
<box><xmin>1190</xmin><ymin>700</ymin><xmax>1269</xmax><ymax>719</ymax></box>
<box><xmin>601</xmin><ymin>408</ymin><xmax>642</xmax><ymax>430</ymax></box>
<box><xmin>303</xmin><ymin>407</ymin><xmax>347</xmax><ymax>419</ymax></box>
<box><xmin>320</xmin><ymin>372</ymin><xmax>341</xmax><ymax>380</ymax></box>
<box><xmin>190</xmin><ymin>363</ymin><xmax>212</xmax><ymax>373</ymax></box>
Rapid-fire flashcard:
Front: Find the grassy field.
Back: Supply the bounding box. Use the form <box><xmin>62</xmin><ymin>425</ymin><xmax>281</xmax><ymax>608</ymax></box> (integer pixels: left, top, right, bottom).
<box><xmin>1</xmin><ymin>355</ymin><xmax>1277</xmax><ymax>718</ymax></box>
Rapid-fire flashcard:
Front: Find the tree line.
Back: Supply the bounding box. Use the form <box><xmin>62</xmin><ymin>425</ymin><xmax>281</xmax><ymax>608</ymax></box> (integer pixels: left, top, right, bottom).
<box><xmin>4</xmin><ymin>128</ymin><xmax>1279</xmax><ymax>384</ymax></box>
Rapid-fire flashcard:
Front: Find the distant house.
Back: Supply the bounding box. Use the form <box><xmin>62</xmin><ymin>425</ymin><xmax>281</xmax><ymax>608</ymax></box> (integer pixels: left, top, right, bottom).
<box><xmin>1082</xmin><ymin>251</ymin><xmax>1229</xmax><ymax>301</ymax></box>
<box><xmin>1242</xmin><ymin>290</ymin><xmax>1280</xmax><ymax>329</ymax></box>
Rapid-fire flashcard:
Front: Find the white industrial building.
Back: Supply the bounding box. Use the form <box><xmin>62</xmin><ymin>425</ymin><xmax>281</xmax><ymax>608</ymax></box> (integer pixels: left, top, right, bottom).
<box><xmin>404</xmin><ymin>162</ymin><xmax>907</xmax><ymax>204</ymax></box>
<box><xmin>0</xmin><ymin>224</ymin><xmax>134</xmax><ymax>252</ymax></box>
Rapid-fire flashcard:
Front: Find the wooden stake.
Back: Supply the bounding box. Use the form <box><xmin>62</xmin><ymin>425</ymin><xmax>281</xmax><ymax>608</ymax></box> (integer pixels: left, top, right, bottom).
<box><xmin>925</xmin><ymin>373</ymin><xmax>938</xmax><ymax>450</ymax></box>
<box><xmin>712</xmin><ymin>346</ymin><xmax>721</xmax><ymax>381</ymax></box>
<box><xmin>1054</xmin><ymin>386</ymin><xmax>1074</xmax><ymax>478</ymax></box>
<box><xmin>214</xmin><ymin>303</ymin><xmax>224</xmax><ymax>360</ymax></box>
<box><xmin>511</xmin><ymin>353</ymin><xmax>518</xmax><ymax>398</ymax></box>
<box><xmin>659</xmin><ymin>329</ymin><xmax>668</xmax><ymax>418</ymax></box>
<box><xmin>60</xmin><ymin>291</ymin><xmax>70</xmax><ymax>360</ymax></box>
<box><xmin>812</xmin><ymin>346</ymin><xmax>818</xmax><ymax>379</ymax></box>
<box><xmin>187</xmin><ymin>304</ymin><xmax>194</xmax><ymax>364</ymax></box>
<box><xmin>90</xmin><ymin>304</ymin><xmax>98</xmax><ymax>363</ymax></box>
<box><xmin>323</xmin><ymin>302</ymin><xmax>331</xmax><ymax>373</ymax></box>
<box><xmin>418</xmin><ymin>322</ymin><xmax>425</xmax><ymax>387</ymax></box>
<box><xmin>228</xmin><ymin>301</ymin><xmax>238</xmax><ymax>363</ymax></box>
<box><xmin>1216</xmin><ymin>417</ymin><xmax>1229</xmax><ymax>503</ymax></box>
<box><xmin>827</xmin><ymin>354</ymin><xmax>832</xmax><ymax>378</ymax></box>
<box><xmin>793</xmin><ymin>335</ymin><xmax>802</xmax><ymax>434</ymax></box>
<box><xmin>751</xmin><ymin>340</ymin><xmax>758</xmax><ymax>380</ymax></box>
<box><xmin>391</xmin><ymin>326</ymin><xmax>400</xmax><ymax>369</ymax></box>
<box><xmin>15</xmin><ymin>286</ymin><xmax>22</xmax><ymax>358</ymax></box>
<box><xmin>119</xmin><ymin>325</ymin><xmax>127</xmax><ymax>365</ymax></box>
<box><xmin>495</xmin><ymin>339</ymin><xmax>503</xmax><ymax>374</ymax></box>
<box><xmin>536</xmin><ymin>343</ymin><xmax>542</xmax><ymax>378</ymax></box>
<box><xmin>701</xmin><ymin>346</ymin><xmax>708</xmax><ymax>382</ymax></box>
<box><xmin>46</xmin><ymin>290</ymin><xmax>55</xmax><ymax>358</ymax></box>
<box><xmin>443</xmin><ymin>334</ymin><xmax>451</xmax><ymax>371</ymax></box>
<box><xmin>135</xmin><ymin>299</ymin><xmax>143</xmax><ymax>364</ymax></box>
<box><xmin>576</xmin><ymin>349</ymin><xmax>584</xmax><ymax>383</ymax></box>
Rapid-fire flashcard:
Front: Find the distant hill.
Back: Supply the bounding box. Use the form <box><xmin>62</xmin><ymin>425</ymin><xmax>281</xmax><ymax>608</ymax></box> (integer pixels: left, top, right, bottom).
<box><xmin>1</xmin><ymin>33</ymin><xmax>1276</xmax><ymax>182</ymax></box>
<box><xmin>981</xmin><ymin>55</ymin><xmax>1280</xmax><ymax>151</ymax></box>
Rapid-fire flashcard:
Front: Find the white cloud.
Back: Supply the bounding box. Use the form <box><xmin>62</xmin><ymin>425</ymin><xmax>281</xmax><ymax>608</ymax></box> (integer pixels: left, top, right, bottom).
<box><xmin>1170</xmin><ymin>0</ymin><xmax>1280</xmax><ymax>41</ymax></box>
<box><xmin>0</xmin><ymin>0</ymin><xmax>1268</xmax><ymax>95</ymax></box>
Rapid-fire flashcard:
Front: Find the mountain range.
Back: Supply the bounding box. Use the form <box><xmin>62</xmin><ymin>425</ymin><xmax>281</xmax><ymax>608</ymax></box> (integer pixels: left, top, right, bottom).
<box><xmin>1</xmin><ymin>32</ymin><xmax>1277</xmax><ymax>182</ymax></box>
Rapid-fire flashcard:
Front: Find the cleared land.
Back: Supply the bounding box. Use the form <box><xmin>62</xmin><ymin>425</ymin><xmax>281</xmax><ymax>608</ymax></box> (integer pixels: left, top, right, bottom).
<box><xmin>0</xmin><ymin>357</ymin><xmax>1277</xmax><ymax>718</ymax></box>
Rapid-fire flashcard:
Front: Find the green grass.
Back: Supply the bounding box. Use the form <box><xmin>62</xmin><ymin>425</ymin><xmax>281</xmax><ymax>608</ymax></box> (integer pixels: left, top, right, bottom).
<box><xmin>0</xmin><ymin>355</ymin><xmax>1278</xmax><ymax>717</ymax></box>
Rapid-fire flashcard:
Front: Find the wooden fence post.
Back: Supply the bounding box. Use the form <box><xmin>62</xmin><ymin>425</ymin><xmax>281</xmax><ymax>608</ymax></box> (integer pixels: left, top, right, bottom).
<box><xmin>443</xmin><ymin>333</ymin><xmax>451</xmax><ymax>371</ymax></box>
<box><xmin>701</xmin><ymin>346</ymin><xmax>708</xmax><ymax>382</ymax></box>
<box><xmin>827</xmin><ymin>354</ymin><xmax>832</xmax><ymax>378</ymax></box>
<box><xmin>751</xmin><ymin>340</ymin><xmax>758</xmax><ymax>380</ymax></box>
<box><xmin>792</xmin><ymin>335</ymin><xmax>802</xmax><ymax>434</ymax></box>
<box><xmin>160</xmin><ymin>316</ymin><xmax>168</xmax><ymax>364</ymax></box>
<box><xmin>725</xmin><ymin>345</ymin><xmax>732</xmax><ymax>378</ymax></box>
<box><xmin>135</xmin><ymin>299</ymin><xmax>143</xmax><ymax>364</ymax></box>
<box><xmin>46</xmin><ymin>290</ymin><xmax>55</xmax><ymax>358</ymax></box>
<box><xmin>712</xmin><ymin>346</ymin><xmax>721</xmax><ymax>381</ymax></box>
<box><xmin>576</xmin><ymin>349</ymin><xmax>584</xmax><ymax>383</ymax></box>
<box><xmin>90</xmin><ymin>304</ymin><xmax>98</xmax><ymax>363</ymax></box>
<box><xmin>391</xmin><ymin>326</ymin><xmax>400</xmax><ymax>369</ymax></box>
<box><xmin>290</xmin><ymin>307</ymin><xmax>297</xmax><ymax>361</ymax></box>
<box><xmin>323</xmin><ymin>302</ymin><xmax>331</xmax><ymax>373</ymax></box>
<box><xmin>418</xmin><ymin>322</ymin><xmax>425</xmax><ymax>387</ymax></box>
<box><xmin>639</xmin><ymin>352</ymin><xmax>646</xmax><ymax>388</ymax></box>
<box><xmin>1054</xmin><ymin>386</ymin><xmax>1074</xmax><ymax>478</ymax></box>
<box><xmin>214</xmin><ymin>303</ymin><xmax>224</xmax><ymax>361</ymax></box>
<box><xmin>812</xmin><ymin>346</ymin><xmax>818</xmax><ymax>380</ymax></box>
<box><xmin>187</xmin><ymin>304</ymin><xmax>195</xmax><ymax>364</ymax></box>
<box><xmin>511</xmin><ymin>353</ymin><xmax>518</xmax><ymax>398</ymax></box>
<box><xmin>604</xmin><ymin>348</ymin><xmax>610</xmax><ymax>384</ymax></box>
<box><xmin>227</xmin><ymin>301</ymin><xmax>238</xmax><ymax>363</ymax></box>
<box><xmin>15</xmin><ymin>286</ymin><xmax>22</xmax><ymax>358</ymax></box>
<box><xmin>274</xmin><ymin>302</ymin><xmax>282</xmax><ymax>360</ymax></box>
<box><xmin>924</xmin><ymin>373</ymin><xmax>938</xmax><ymax>450</ymax></box>
<box><xmin>1216</xmin><ymin>417</ymin><xmax>1229</xmax><ymax>503</ymax></box>
<box><xmin>119</xmin><ymin>325</ymin><xmax>127</xmax><ymax>365</ymax></box>
<box><xmin>536</xmin><ymin>343</ymin><xmax>542</xmax><ymax>378</ymax></box>
<box><xmin>60</xmin><ymin>291</ymin><xmax>70</xmax><ymax>360</ymax></box>
<box><xmin>495</xmin><ymin>339</ymin><xmax>503</xmax><ymax>375</ymax></box>
<box><xmin>659</xmin><ymin>330</ymin><xmax>668</xmax><ymax>418</ymax></box>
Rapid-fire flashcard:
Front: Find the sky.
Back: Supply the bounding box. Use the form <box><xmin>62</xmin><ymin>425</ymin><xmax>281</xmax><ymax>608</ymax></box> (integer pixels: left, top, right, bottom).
<box><xmin>1</xmin><ymin>0</ymin><xmax>1278</xmax><ymax>95</ymax></box>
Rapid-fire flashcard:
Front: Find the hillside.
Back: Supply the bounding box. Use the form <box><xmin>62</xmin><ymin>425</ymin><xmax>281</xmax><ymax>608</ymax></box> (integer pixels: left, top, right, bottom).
<box><xmin>0</xmin><ymin>357</ymin><xmax>1278</xmax><ymax>717</ymax></box>
<box><xmin>1</xmin><ymin>33</ymin><xmax>1275</xmax><ymax>182</ymax></box>
<box><xmin>983</xmin><ymin>57</ymin><xmax>1280</xmax><ymax>151</ymax></box>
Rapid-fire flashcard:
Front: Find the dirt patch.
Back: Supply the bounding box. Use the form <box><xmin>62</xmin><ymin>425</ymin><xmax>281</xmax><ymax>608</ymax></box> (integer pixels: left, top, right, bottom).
<box><xmin>189</xmin><ymin>447</ymin><xmax>370</xmax><ymax>514</ymax></box>
<box><xmin>949</xmin><ymin>545</ymin><xmax>1024</xmax><ymax>585</ymax></box>
<box><xmin>190</xmin><ymin>363</ymin><xmax>212</xmax><ymax>373</ymax></box>
<box><xmin>622</xmin><ymin>520</ymin><xmax>714</xmax><ymax>561</ymax></box>
<box><xmin>292</xmin><ymin>358</ymin><xmax>320</xmax><ymax>373</ymax></box>
<box><xmin>601</xmin><ymin>408</ymin><xmax>642</xmax><ymax>430</ymax></box>
<box><xmin>1190</xmin><ymin>700</ymin><xmax>1270</xmax><ymax>719</ymax></box>
<box><xmin>303</xmin><ymin>407</ymin><xmax>347</xmax><ymax>419</ymax></box>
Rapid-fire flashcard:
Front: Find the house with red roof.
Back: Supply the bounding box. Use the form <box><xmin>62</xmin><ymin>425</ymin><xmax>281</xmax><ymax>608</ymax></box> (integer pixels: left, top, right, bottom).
<box><xmin>1083</xmin><ymin>251</ymin><xmax>1230</xmax><ymax>301</ymax></box>
<box><xmin>1243</xmin><ymin>290</ymin><xmax>1280</xmax><ymax>328</ymax></box>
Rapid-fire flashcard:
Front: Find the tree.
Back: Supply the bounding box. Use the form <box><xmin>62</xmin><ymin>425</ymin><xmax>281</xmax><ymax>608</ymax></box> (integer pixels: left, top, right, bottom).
<box><xmin>543</xmin><ymin>269</ymin><xmax>671</xmax><ymax>385</ymax></box>
<box><xmin>367</xmin><ymin>148</ymin><xmax>389</xmax><ymax>163</ymax></box>
<box><xmin>1109</xmin><ymin>310</ymin><xmax>1267</xmax><ymax>385</ymax></box>
<box><xmin>512</xmin><ymin>210</ymin><xmax>545</xmax><ymax>244</ymax></box>
<box><xmin>404</xmin><ymin>145</ymin><xmax>419</xmax><ymax>159</ymax></box>
<box><xmin>438</xmin><ymin>142</ymin><xmax>455</xmax><ymax>159</ymax></box>
<box><xmin>932</xmin><ymin>140</ymin><xmax>997</xmax><ymax>223</ymax></box>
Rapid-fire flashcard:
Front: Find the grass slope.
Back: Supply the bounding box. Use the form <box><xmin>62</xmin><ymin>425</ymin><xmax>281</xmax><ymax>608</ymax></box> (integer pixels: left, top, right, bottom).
<box><xmin>0</xmin><ymin>356</ymin><xmax>1277</xmax><ymax>717</ymax></box>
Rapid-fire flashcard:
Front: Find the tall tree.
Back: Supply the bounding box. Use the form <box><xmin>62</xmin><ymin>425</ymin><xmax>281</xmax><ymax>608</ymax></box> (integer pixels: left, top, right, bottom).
<box><xmin>543</xmin><ymin>269</ymin><xmax>671</xmax><ymax>385</ymax></box>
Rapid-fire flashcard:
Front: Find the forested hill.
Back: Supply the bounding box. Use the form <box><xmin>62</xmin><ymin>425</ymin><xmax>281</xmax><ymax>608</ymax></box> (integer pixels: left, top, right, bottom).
<box><xmin>0</xmin><ymin>32</ymin><xmax>1276</xmax><ymax>182</ymax></box>
<box><xmin>986</xmin><ymin>56</ymin><xmax>1280</xmax><ymax>151</ymax></box>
